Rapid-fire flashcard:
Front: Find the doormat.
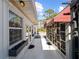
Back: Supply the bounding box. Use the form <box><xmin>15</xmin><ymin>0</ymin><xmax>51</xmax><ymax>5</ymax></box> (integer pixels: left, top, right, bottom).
<box><xmin>28</xmin><ymin>45</ymin><xmax>35</xmax><ymax>49</ymax></box>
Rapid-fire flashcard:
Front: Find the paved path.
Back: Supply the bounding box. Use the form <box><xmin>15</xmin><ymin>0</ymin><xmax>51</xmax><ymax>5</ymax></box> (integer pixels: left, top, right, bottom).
<box><xmin>23</xmin><ymin>32</ymin><xmax>64</xmax><ymax>59</ymax></box>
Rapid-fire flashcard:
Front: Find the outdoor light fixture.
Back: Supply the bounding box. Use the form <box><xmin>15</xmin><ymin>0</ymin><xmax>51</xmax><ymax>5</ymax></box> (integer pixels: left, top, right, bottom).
<box><xmin>17</xmin><ymin>0</ymin><xmax>32</xmax><ymax>7</ymax></box>
<box><xmin>19</xmin><ymin>0</ymin><xmax>25</xmax><ymax>7</ymax></box>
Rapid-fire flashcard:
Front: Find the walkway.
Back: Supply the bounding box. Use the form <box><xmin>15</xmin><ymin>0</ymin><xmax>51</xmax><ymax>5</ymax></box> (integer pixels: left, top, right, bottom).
<box><xmin>23</xmin><ymin>32</ymin><xmax>64</xmax><ymax>59</ymax></box>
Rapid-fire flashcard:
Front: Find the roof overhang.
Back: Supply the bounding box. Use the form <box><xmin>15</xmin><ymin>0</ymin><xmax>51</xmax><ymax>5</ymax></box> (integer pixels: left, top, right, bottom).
<box><xmin>54</xmin><ymin>6</ymin><xmax>71</xmax><ymax>23</ymax></box>
<box><xmin>9</xmin><ymin>0</ymin><xmax>37</xmax><ymax>24</ymax></box>
<box><xmin>44</xmin><ymin>6</ymin><xmax>71</xmax><ymax>27</ymax></box>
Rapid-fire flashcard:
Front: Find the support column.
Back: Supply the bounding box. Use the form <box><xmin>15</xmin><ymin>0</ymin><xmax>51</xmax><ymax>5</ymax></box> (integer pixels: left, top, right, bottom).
<box><xmin>0</xmin><ymin>0</ymin><xmax>3</xmax><ymax>59</ymax></box>
<box><xmin>2</xmin><ymin>0</ymin><xmax>9</xmax><ymax>59</ymax></box>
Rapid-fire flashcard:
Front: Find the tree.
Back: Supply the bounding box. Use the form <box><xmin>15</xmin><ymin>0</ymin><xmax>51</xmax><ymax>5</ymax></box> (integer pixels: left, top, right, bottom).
<box><xmin>45</xmin><ymin>9</ymin><xmax>54</xmax><ymax>16</ymax></box>
<box><xmin>43</xmin><ymin>9</ymin><xmax>58</xmax><ymax>20</ymax></box>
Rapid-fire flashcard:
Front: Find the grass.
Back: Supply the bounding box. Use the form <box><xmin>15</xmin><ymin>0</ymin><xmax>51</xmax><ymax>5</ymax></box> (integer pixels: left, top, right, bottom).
<box><xmin>37</xmin><ymin>28</ymin><xmax>46</xmax><ymax>32</ymax></box>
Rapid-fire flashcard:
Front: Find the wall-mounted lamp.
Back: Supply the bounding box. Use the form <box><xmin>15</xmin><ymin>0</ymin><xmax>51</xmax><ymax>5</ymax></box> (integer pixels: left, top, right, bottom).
<box><xmin>19</xmin><ymin>0</ymin><xmax>25</xmax><ymax>7</ymax></box>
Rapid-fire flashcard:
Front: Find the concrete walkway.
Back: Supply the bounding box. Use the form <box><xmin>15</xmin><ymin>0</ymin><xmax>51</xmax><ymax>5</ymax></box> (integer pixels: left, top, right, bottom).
<box><xmin>22</xmin><ymin>32</ymin><xmax>64</xmax><ymax>59</ymax></box>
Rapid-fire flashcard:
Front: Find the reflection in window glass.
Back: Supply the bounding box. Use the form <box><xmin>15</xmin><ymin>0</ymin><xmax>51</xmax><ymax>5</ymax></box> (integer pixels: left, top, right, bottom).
<box><xmin>9</xmin><ymin>11</ymin><xmax>23</xmax><ymax>45</ymax></box>
<box><xmin>9</xmin><ymin>11</ymin><xmax>22</xmax><ymax>28</ymax></box>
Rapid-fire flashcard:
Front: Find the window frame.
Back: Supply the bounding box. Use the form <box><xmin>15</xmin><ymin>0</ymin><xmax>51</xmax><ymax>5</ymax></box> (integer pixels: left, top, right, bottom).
<box><xmin>9</xmin><ymin>10</ymin><xmax>23</xmax><ymax>46</ymax></box>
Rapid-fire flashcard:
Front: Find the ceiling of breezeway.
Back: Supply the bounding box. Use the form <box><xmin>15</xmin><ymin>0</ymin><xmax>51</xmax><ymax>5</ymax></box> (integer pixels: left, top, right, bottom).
<box><xmin>9</xmin><ymin>0</ymin><xmax>38</xmax><ymax>24</ymax></box>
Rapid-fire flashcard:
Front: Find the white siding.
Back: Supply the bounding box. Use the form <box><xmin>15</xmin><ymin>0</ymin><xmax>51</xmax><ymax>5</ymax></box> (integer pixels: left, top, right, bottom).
<box><xmin>0</xmin><ymin>0</ymin><xmax>37</xmax><ymax>59</ymax></box>
<box><xmin>0</xmin><ymin>0</ymin><xmax>3</xmax><ymax>59</ymax></box>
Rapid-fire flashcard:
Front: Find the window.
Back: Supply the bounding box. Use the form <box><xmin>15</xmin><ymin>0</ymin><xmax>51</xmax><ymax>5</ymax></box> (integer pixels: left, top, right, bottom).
<box><xmin>26</xmin><ymin>26</ymin><xmax>29</xmax><ymax>32</ymax></box>
<box><xmin>9</xmin><ymin>11</ymin><xmax>23</xmax><ymax>45</ymax></box>
<box><xmin>60</xmin><ymin>23</ymin><xmax>65</xmax><ymax>31</ymax></box>
<box><xmin>9</xmin><ymin>11</ymin><xmax>22</xmax><ymax>28</ymax></box>
<box><xmin>29</xmin><ymin>27</ymin><xmax>31</xmax><ymax>32</ymax></box>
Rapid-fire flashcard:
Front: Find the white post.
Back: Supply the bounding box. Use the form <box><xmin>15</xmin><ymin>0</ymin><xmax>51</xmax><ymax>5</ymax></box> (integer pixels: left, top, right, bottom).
<box><xmin>2</xmin><ymin>0</ymin><xmax>9</xmax><ymax>59</ymax></box>
<box><xmin>0</xmin><ymin>0</ymin><xmax>3</xmax><ymax>59</ymax></box>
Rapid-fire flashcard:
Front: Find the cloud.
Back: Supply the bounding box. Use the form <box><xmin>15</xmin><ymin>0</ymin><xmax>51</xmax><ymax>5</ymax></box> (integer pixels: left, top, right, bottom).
<box><xmin>58</xmin><ymin>6</ymin><xmax>65</xmax><ymax>12</ymax></box>
<box><xmin>39</xmin><ymin>12</ymin><xmax>43</xmax><ymax>16</ymax></box>
<box><xmin>35</xmin><ymin>2</ymin><xmax>44</xmax><ymax>12</ymax></box>
<box><xmin>35</xmin><ymin>2</ymin><xmax>44</xmax><ymax>17</ymax></box>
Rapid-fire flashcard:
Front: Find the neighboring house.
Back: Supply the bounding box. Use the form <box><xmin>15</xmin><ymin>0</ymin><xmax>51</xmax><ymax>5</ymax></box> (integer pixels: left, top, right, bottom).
<box><xmin>38</xmin><ymin>20</ymin><xmax>45</xmax><ymax>29</ymax></box>
<box><xmin>45</xmin><ymin>6</ymin><xmax>72</xmax><ymax>59</ymax></box>
<box><xmin>0</xmin><ymin>0</ymin><xmax>37</xmax><ymax>59</ymax></box>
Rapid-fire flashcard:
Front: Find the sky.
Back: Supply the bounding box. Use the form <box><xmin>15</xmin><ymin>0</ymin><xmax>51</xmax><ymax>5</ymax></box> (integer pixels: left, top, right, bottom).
<box><xmin>35</xmin><ymin>0</ymin><xmax>69</xmax><ymax>20</ymax></box>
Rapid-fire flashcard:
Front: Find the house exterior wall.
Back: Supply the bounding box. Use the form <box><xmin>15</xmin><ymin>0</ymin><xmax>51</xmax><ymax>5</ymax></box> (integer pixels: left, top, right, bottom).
<box><xmin>0</xmin><ymin>0</ymin><xmax>37</xmax><ymax>59</ymax></box>
<box><xmin>46</xmin><ymin>22</ymin><xmax>72</xmax><ymax>59</ymax></box>
<box><xmin>9</xmin><ymin>0</ymin><xmax>34</xmax><ymax>43</ymax></box>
